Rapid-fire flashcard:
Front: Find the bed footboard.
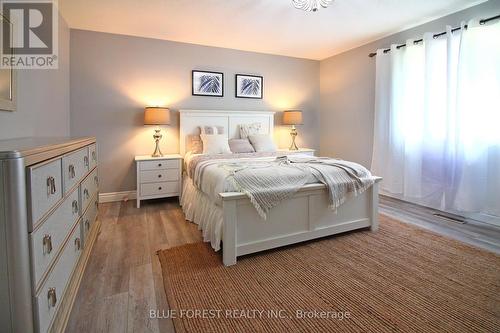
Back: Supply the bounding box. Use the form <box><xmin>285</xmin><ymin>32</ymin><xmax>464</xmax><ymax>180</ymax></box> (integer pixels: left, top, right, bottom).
<box><xmin>220</xmin><ymin>178</ymin><xmax>381</xmax><ymax>266</ymax></box>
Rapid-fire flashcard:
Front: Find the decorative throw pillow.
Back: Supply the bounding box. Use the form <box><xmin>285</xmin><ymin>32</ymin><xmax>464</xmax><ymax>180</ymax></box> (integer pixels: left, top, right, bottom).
<box><xmin>248</xmin><ymin>134</ymin><xmax>277</xmax><ymax>152</ymax></box>
<box><xmin>239</xmin><ymin>122</ymin><xmax>262</xmax><ymax>138</ymax></box>
<box><xmin>200</xmin><ymin>134</ymin><xmax>231</xmax><ymax>154</ymax></box>
<box><xmin>200</xmin><ymin>126</ymin><xmax>225</xmax><ymax>135</ymax></box>
<box><xmin>187</xmin><ymin>135</ymin><xmax>203</xmax><ymax>154</ymax></box>
<box><xmin>228</xmin><ymin>138</ymin><xmax>255</xmax><ymax>153</ymax></box>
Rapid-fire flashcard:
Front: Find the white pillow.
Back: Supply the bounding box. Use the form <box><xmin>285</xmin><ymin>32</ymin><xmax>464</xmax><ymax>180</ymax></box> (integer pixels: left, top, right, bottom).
<box><xmin>239</xmin><ymin>122</ymin><xmax>262</xmax><ymax>138</ymax></box>
<box><xmin>248</xmin><ymin>134</ymin><xmax>277</xmax><ymax>152</ymax></box>
<box><xmin>200</xmin><ymin>126</ymin><xmax>224</xmax><ymax>135</ymax></box>
<box><xmin>200</xmin><ymin>134</ymin><xmax>231</xmax><ymax>154</ymax></box>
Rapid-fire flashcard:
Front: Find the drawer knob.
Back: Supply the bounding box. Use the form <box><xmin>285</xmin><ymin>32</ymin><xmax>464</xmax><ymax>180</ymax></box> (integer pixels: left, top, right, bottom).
<box><xmin>69</xmin><ymin>164</ymin><xmax>75</xmax><ymax>179</ymax></box>
<box><xmin>46</xmin><ymin>176</ymin><xmax>56</xmax><ymax>195</ymax></box>
<box><xmin>47</xmin><ymin>288</ymin><xmax>57</xmax><ymax>307</ymax></box>
<box><xmin>158</xmin><ymin>186</ymin><xmax>162</xmax><ymax>190</ymax></box>
<box><xmin>75</xmin><ymin>238</ymin><xmax>81</xmax><ymax>250</ymax></box>
<box><xmin>158</xmin><ymin>174</ymin><xmax>162</xmax><ymax>178</ymax></box>
<box><xmin>158</xmin><ymin>163</ymin><xmax>162</xmax><ymax>167</ymax></box>
<box><xmin>84</xmin><ymin>188</ymin><xmax>89</xmax><ymax>199</ymax></box>
<box><xmin>85</xmin><ymin>219</ymin><xmax>90</xmax><ymax>230</ymax></box>
<box><xmin>42</xmin><ymin>234</ymin><xmax>52</xmax><ymax>254</ymax></box>
<box><xmin>84</xmin><ymin>156</ymin><xmax>89</xmax><ymax>167</ymax></box>
<box><xmin>72</xmin><ymin>200</ymin><xmax>79</xmax><ymax>214</ymax></box>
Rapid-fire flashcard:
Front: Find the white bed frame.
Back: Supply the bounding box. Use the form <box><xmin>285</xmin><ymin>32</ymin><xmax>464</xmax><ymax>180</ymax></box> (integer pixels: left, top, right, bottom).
<box><xmin>179</xmin><ymin>109</ymin><xmax>381</xmax><ymax>266</ymax></box>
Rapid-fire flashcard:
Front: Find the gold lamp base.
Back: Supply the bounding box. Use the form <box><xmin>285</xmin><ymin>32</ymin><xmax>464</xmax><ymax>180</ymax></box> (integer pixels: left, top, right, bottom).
<box><xmin>289</xmin><ymin>125</ymin><xmax>299</xmax><ymax>150</ymax></box>
<box><xmin>152</xmin><ymin>128</ymin><xmax>163</xmax><ymax>157</ymax></box>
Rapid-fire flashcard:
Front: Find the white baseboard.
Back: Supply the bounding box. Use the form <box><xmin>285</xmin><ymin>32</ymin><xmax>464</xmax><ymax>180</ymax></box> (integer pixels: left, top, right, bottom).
<box><xmin>99</xmin><ymin>190</ymin><xmax>137</xmax><ymax>203</ymax></box>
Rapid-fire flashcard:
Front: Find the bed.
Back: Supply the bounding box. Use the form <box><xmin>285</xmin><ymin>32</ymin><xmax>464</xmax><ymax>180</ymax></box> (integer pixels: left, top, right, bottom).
<box><xmin>179</xmin><ymin>109</ymin><xmax>381</xmax><ymax>266</ymax></box>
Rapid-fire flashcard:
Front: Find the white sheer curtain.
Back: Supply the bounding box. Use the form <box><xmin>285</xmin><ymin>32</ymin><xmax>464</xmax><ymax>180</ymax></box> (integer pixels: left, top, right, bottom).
<box><xmin>372</xmin><ymin>19</ymin><xmax>500</xmax><ymax>221</ymax></box>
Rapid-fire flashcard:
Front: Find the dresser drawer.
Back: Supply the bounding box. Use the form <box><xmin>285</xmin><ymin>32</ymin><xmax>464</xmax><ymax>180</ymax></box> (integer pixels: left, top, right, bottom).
<box><xmin>34</xmin><ymin>222</ymin><xmax>82</xmax><ymax>333</ymax></box>
<box><xmin>88</xmin><ymin>143</ymin><xmax>98</xmax><ymax>170</ymax></box>
<box><xmin>28</xmin><ymin>158</ymin><xmax>63</xmax><ymax>228</ymax></box>
<box><xmin>81</xmin><ymin>195</ymin><xmax>98</xmax><ymax>246</ymax></box>
<box><xmin>140</xmin><ymin>169</ymin><xmax>178</xmax><ymax>184</ymax></box>
<box><xmin>62</xmin><ymin>148</ymin><xmax>89</xmax><ymax>193</ymax></box>
<box><xmin>140</xmin><ymin>181</ymin><xmax>179</xmax><ymax>196</ymax></box>
<box><xmin>30</xmin><ymin>186</ymin><xmax>80</xmax><ymax>290</ymax></box>
<box><xmin>80</xmin><ymin>169</ymin><xmax>98</xmax><ymax>212</ymax></box>
<box><xmin>140</xmin><ymin>159</ymin><xmax>179</xmax><ymax>171</ymax></box>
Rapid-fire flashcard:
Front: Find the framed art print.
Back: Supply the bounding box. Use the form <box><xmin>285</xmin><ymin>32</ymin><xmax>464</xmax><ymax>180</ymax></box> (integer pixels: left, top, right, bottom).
<box><xmin>235</xmin><ymin>74</ymin><xmax>263</xmax><ymax>99</ymax></box>
<box><xmin>192</xmin><ymin>70</ymin><xmax>224</xmax><ymax>97</ymax></box>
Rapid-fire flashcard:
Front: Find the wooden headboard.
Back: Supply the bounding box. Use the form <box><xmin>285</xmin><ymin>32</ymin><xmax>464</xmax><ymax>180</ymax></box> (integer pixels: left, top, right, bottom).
<box><xmin>179</xmin><ymin>109</ymin><xmax>275</xmax><ymax>156</ymax></box>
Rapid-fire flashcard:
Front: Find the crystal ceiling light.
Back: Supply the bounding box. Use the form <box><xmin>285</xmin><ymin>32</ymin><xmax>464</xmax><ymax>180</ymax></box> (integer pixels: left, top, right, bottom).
<box><xmin>292</xmin><ymin>0</ymin><xmax>334</xmax><ymax>12</ymax></box>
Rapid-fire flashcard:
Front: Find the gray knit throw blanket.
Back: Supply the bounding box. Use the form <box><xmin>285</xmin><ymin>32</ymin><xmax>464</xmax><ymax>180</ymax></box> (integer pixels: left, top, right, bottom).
<box><xmin>226</xmin><ymin>156</ymin><xmax>375</xmax><ymax>219</ymax></box>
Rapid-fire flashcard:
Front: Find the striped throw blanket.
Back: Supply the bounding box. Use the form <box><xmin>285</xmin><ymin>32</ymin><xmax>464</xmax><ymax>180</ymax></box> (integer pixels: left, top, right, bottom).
<box><xmin>189</xmin><ymin>154</ymin><xmax>375</xmax><ymax>219</ymax></box>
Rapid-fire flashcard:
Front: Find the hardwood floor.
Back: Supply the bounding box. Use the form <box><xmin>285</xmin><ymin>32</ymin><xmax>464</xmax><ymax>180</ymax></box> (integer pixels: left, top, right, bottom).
<box><xmin>67</xmin><ymin>195</ymin><xmax>500</xmax><ymax>332</ymax></box>
<box><xmin>380</xmin><ymin>195</ymin><xmax>500</xmax><ymax>254</ymax></box>
<box><xmin>65</xmin><ymin>198</ymin><xmax>201</xmax><ymax>333</ymax></box>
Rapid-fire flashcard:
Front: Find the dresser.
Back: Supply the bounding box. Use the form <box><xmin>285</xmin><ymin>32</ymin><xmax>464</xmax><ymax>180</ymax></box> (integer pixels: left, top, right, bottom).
<box><xmin>0</xmin><ymin>137</ymin><xmax>100</xmax><ymax>333</ymax></box>
<box><xmin>135</xmin><ymin>154</ymin><xmax>182</xmax><ymax>208</ymax></box>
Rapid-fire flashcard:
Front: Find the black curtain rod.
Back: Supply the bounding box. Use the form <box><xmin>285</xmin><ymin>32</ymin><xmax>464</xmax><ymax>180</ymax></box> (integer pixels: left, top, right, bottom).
<box><xmin>368</xmin><ymin>13</ymin><xmax>500</xmax><ymax>57</ymax></box>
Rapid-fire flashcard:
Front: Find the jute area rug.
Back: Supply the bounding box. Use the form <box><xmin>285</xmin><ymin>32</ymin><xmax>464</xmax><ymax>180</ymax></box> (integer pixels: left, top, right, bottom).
<box><xmin>158</xmin><ymin>215</ymin><xmax>500</xmax><ymax>333</ymax></box>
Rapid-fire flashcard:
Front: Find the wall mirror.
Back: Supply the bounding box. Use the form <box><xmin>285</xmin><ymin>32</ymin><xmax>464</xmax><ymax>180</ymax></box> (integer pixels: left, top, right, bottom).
<box><xmin>0</xmin><ymin>14</ymin><xmax>16</xmax><ymax>112</ymax></box>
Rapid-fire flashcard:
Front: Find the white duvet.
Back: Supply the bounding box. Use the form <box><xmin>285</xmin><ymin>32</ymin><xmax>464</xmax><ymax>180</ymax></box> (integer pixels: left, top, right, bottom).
<box><xmin>184</xmin><ymin>151</ymin><xmax>318</xmax><ymax>206</ymax></box>
<box><xmin>181</xmin><ymin>151</ymin><xmax>374</xmax><ymax>251</ymax></box>
<box><xmin>181</xmin><ymin>151</ymin><xmax>317</xmax><ymax>250</ymax></box>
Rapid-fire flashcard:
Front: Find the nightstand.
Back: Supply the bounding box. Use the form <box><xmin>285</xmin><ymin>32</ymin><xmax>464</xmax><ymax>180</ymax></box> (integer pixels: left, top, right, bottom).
<box><xmin>135</xmin><ymin>154</ymin><xmax>182</xmax><ymax>208</ymax></box>
<box><xmin>277</xmin><ymin>148</ymin><xmax>316</xmax><ymax>156</ymax></box>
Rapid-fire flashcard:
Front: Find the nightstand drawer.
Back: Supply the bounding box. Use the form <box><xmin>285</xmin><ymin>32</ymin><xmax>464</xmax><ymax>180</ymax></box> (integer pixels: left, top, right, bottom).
<box><xmin>140</xmin><ymin>181</ymin><xmax>179</xmax><ymax>196</ymax></box>
<box><xmin>140</xmin><ymin>169</ymin><xmax>178</xmax><ymax>184</ymax></box>
<box><xmin>140</xmin><ymin>159</ymin><xmax>178</xmax><ymax>171</ymax></box>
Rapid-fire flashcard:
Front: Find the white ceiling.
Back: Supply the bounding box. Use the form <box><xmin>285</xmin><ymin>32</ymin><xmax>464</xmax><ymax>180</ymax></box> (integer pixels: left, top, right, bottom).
<box><xmin>59</xmin><ymin>0</ymin><xmax>486</xmax><ymax>60</ymax></box>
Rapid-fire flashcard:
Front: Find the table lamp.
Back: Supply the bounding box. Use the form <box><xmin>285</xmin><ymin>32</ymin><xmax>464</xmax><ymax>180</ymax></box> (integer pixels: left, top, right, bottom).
<box><xmin>144</xmin><ymin>106</ymin><xmax>170</xmax><ymax>157</ymax></box>
<box><xmin>282</xmin><ymin>110</ymin><xmax>303</xmax><ymax>150</ymax></box>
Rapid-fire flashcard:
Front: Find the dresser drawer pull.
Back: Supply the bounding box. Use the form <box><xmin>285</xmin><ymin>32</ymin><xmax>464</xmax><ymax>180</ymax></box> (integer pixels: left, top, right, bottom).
<box><xmin>158</xmin><ymin>163</ymin><xmax>162</xmax><ymax>167</ymax></box>
<box><xmin>84</xmin><ymin>188</ymin><xmax>89</xmax><ymax>199</ymax></box>
<box><xmin>46</xmin><ymin>176</ymin><xmax>56</xmax><ymax>195</ymax></box>
<box><xmin>158</xmin><ymin>174</ymin><xmax>162</xmax><ymax>178</ymax></box>
<box><xmin>68</xmin><ymin>164</ymin><xmax>75</xmax><ymax>179</ymax></box>
<box><xmin>84</xmin><ymin>156</ymin><xmax>89</xmax><ymax>167</ymax></box>
<box><xmin>85</xmin><ymin>219</ymin><xmax>90</xmax><ymax>231</ymax></box>
<box><xmin>75</xmin><ymin>238</ymin><xmax>81</xmax><ymax>250</ymax></box>
<box><xmin>72</xmin><ymin>200</ymin><xmax>79</xmax><ymax>214</ymax></box>
<box><xmin>158</xmin><ymin>186</ymin><xmax>162</xmax><ymax>190</ymax></box>
<box><xmin>42</xmin><ymin>234</ymin><xmax>52</xmax><ymax>254</ymax></box>
<box><xmin>92</xmin><ymin>151</ymin><xmax>97</xmax><ymax>161</ymax></box>
<box><xmin>47</xmin><ymin>288</ymin><xmax>57</xmax><ymax>307</ymax></box>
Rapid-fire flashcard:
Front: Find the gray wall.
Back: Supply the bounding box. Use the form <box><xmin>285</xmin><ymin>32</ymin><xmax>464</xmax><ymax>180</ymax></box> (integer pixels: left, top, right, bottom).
<box><xmin>70</xmin><ymin>30</ymin><xmax>320</xmax><ymax>193</ymax></box>
<box><xmin>0</xmin><ymin>13</ymin><xmax>70</xmax><ymax>140</ymax></box>
<box><xmin>319</xmin><ymin>0</ymin><xmax>500</xmax><ymax>168</ymax></box>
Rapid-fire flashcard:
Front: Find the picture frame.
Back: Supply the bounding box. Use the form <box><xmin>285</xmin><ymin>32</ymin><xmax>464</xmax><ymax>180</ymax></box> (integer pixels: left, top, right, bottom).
<box><xmin>235</xmin><ymin>74</ymin><xmax>263</xmax><ymax>99</ymax></box>
<box><xmin>192</xmin><ymin>70</ymin><xmax>224</xmax><ymax>97</ymax></box>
